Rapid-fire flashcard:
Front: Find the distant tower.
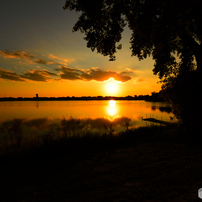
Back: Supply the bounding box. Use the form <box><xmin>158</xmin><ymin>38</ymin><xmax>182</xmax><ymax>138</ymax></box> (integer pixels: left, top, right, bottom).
<box><xmin>36</xmin><ymin>94</ymin><xmax>38</xmax><ymax>98</ymax></box>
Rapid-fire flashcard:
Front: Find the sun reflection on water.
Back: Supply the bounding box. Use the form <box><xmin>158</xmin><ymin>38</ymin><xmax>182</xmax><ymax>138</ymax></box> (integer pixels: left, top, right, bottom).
<box><xmin>109</xmin><ymin>100</ymin><xmax>116</xmax><ymax>107</ymax></box>
<box><xmin>108</xmin><ymin>107</ymin><xmax>117</xmax><ymax>116</ymax></box>
<box><xmin>106</xmin><ymin>100</ymin><xmax>119</xmax><ymax>120</ymax></box>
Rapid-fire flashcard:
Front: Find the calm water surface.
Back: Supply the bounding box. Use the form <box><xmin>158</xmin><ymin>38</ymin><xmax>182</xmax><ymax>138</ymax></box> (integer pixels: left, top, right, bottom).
<box><xmin>0</xmin><ymin>100</ymin><xmax>173</xmax><ymax>134</ymax></box>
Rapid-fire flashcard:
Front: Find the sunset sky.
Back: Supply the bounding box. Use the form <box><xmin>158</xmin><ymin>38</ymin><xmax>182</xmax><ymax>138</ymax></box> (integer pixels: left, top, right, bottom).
<box><xmin>0</xmin><ymin>0</ymin><xmax>161</xmax><ymax>98</ymax></box>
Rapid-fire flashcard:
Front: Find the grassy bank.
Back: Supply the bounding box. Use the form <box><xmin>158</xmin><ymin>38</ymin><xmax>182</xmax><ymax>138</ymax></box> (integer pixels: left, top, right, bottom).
<box><xmin>0</xmin><ymin>125</ymin><xmax>202</xmax><ymax>201</ymax></box>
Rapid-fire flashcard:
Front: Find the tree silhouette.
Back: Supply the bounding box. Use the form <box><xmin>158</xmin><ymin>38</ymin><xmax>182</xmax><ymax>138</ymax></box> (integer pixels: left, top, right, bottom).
<box><xmin>64</xmin><ymin>0</ymin><xmax>201</xmax><ymax>74</ymax></box>
<box><xmin>64</xmin><ymin>0</ymin><xmax>202</xmax><ymax>134</ymax></box>
<box><xmin>161</xmin><ymin>70</ymin><xmax>201</xmax><ymax>135</ymax></box>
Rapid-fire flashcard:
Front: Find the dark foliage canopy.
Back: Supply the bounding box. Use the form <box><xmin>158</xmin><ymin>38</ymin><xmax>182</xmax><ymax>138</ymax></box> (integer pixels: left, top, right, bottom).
<box><xmin>64</xmin><ymin>0</ymin><xmax>202</xmax><ymax>79</ymax></box>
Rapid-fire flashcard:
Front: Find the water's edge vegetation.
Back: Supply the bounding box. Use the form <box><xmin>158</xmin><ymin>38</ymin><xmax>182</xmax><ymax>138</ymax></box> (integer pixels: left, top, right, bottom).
<box><xmin>0</xmin><ymin>116</ymin><xmax>175</xmax><ymax>156</ymax></box>
<box><xmin>1</xmin><ymin>123</ymin><xmax>202</xmax><ymax>201</ymax></box>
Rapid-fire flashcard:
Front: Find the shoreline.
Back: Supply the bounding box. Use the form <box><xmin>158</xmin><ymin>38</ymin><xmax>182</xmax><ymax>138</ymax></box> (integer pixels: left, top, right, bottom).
<box><xmin>0</xmin><ymin>96</ymin><xmax>165</xmax><ymax>102</ymax></box>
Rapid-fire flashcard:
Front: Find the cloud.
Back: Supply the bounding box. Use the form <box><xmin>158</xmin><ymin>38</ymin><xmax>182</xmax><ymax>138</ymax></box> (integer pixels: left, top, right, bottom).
<box><xmin>0</xmin><ymin>50</ymin><xmax>132</xmax><ymax>82</ymax></box>
<box><xmin>125</xmin><ymin>68</ymin><xmax>138</xmax><ymax>72</ymax></box>
<box><xmin>0</xmin><ymin>50</ymin><xmax>34</xmax><ymax>61</ymax></box>
<box><xmin>85</xmin><ymin>68</ymin><xmax>131</xmax><ymax>82</ymax></box>
<box><xmin>34</xmin><ymin>59</ymin><xmax>49</xmax><ymax>65</ymax></box>
<box><xmin>49</xmin><ymin>54</ymin><xmax>74</xmax><ymax>63</ymax></box>
<box><xmin>0</xmin><ymin>50</ymin><xmax>75</xmax><ymax>67</ymax></box>
<box><xmin>0</xmin><ymin>50</ymin><xmax>49</xmax><ymax>65</ymax></box>
<box><xmin>58</xmin><ymin>66</ymin><xmax>131</xmax><ymax>82</ymax></box>
<box><xmin>49</xmin><ymin>54</ymin><xmax>75</xmax><ymax>67</ymax></box>
<box><xmin>21</xmin><ymin>69</ymin><xmax>57</xmax><ymax>82</ymax></box>
<box><xmin>58</xmin><ymin>66</ymin><xmax>81</xmax><ymax>80</ymax></box>
<box><xmin>0</xmin><ymin>69</ymin><xmax>25</xmax><ymax>81</ymax></box>
<box><xmin>0</xmin><ymin>68</ymin><xmax>58</xmax><ymax>82</ymax></box>
<box><xmin>34</xmin><ymin>59</ymin><xmax>54</xmax><ymax>65</ymax></box>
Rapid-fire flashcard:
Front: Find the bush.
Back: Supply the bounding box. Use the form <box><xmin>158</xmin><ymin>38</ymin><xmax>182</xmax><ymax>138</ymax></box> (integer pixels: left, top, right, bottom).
<box><xmin>8</xmin><ymin>119</ymin><xmax>23</xmax><ymax>149</ymax></box>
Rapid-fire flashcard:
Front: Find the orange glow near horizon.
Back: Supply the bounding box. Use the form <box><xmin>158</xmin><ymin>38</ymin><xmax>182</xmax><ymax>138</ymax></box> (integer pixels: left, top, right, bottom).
<box><xmin>0</xmin><ymin>76</ymin><xmax>162</xmax><ymax>98</ymax></box>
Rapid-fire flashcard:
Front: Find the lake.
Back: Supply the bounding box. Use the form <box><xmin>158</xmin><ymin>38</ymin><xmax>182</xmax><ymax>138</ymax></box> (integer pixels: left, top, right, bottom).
<box><xmin>0</xmin><ymin>100</ymin><xmax>173</xmax><ymax>136</ymax></box>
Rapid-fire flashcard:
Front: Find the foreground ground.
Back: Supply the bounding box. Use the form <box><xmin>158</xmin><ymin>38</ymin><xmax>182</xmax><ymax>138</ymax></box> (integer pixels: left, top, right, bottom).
<box><xmin>0</xmin><ymin>126</ymin><xmax>202</xmax><ymax>201</ymax></box>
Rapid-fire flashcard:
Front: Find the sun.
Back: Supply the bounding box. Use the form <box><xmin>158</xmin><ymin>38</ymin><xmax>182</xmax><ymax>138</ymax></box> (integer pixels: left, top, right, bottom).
<box><xmin>105</xmin><ymin>78</ymin><xmax>119</xmax><ymax>95</ymax></box>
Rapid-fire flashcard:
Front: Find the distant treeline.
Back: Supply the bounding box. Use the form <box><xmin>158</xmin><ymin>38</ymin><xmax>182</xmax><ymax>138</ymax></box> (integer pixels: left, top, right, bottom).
<box><xmin>0</xmin><ymin>92</ymin><xmax>165</xmax><ymax>102</ymax></box>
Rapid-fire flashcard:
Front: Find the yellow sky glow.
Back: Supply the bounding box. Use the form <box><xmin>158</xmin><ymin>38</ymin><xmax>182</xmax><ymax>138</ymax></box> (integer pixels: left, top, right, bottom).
<box><xmin>0</xmin><ymin>1</ymin><xmax>163</xmax><ymax>98</ymax></box>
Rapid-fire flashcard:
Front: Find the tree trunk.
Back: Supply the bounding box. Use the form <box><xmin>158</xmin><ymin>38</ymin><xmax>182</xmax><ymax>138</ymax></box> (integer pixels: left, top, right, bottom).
<box><xmin>180</xmin><ymin>32</ymin><xmax>202</xmax><ymax>74</ymax></box>
<box><xmin>195</xmin><ymin>49</ymin><xmax>202</xmax><ymax>75</ymax></box>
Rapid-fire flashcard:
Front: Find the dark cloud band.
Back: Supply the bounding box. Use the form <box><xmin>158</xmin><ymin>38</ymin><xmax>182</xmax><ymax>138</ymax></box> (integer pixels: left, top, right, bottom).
<box><xmin>0</xmin><ymin>50</ymin><xmax>133</xmax><ymax>82</ymax></box>
<box><xmin>0</xmin><ymin>69</ymin><xmax>25</xmax><ymax>81</ymax></box>
<box><xmin>0</xmin><ymin>69</ymin><xmax>57</xmax><ymax>82</ymax></box>
<box><xmin>59</xmin><ymin>67</ymin><xmax>131</xmax><ymax>82</ymax></box>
